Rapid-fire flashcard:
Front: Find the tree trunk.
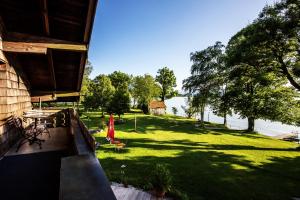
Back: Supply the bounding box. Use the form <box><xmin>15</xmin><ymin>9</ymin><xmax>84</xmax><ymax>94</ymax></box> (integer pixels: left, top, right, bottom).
<box><xmin>223</xmin><ymin>112</ymin><xmax>227</xmax><ymax>127</ymax></box>
<box><xmin>161</xmin><ymin>93</ymin><xmax>165</xmax><ymax>102</ymax></box>
<box><xmin>161</xmin><ymin>88</ymin><xmax>166</xmax><ymax>102</ymax></box>
<box><xmin>200</xmin><ymin>105</ymin><xmax>205</xmax><ymax>127</ymax></box>
<box><xmin>200</xmin><ymin>111</ymin><xmax>204</xmax><ymax>123</ymax></box>
<box><xmin>247</xmin><ymin>117</ymin><xmax>255</xmax><ymax>132</ymax></box>
<box><xmin>101</xmin><ymin>108</ymin><xmax>104</xmax><ymax>117</ymax></box>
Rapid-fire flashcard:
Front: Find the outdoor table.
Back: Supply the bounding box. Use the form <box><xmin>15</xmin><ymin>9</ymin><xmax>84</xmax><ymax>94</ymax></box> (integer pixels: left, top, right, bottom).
<box><xmin>23</xmin><ymin>112</ymin><xmax>51</xmax><ymax>144</ymax></box>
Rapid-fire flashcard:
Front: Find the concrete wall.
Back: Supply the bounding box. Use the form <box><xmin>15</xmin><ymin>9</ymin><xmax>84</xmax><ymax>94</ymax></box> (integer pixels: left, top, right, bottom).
<box><xmin>0</xmin><ymin>61</ymin><xmax>32</xmax><ymax>156</ymax></box>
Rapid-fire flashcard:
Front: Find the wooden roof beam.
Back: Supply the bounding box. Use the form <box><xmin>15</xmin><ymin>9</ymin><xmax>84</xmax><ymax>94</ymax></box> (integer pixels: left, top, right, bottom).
<box><xmin>1</xmin><ymin>41</ymin><xmax>47</xmax><ymax>54</ymax></box>
<box><xmin>40</xmin><ymin>0</ymin><xmax>50</xmax><ymax>36</ymax></box>
<box><xmin>40</xmin><ymin>0</ymin><xmax>56</xmax><ymax>91</ymax></box>
<box><xmin>31</xmin><ymin>91</ymin><xmax>80</xmax><ymax>96</ymax></box>
<box><xmin>1</xmin><ymin>41</ymin><xmax>87</xmax><ymax>53</ymax></box>
<box><xmin>77</xmin><ymin>52</ymin><xmax>87</xmax><ymax>91</ymax></box>
<box><xmin>83</xmin><ymin>0</ymin><xmax>97</xmax><ymax>43</ymax></box>
<box><xmin>7</xmin><ymin>32</ymin><xmax>84</xmax><ymax>44</ymax></box>
<box><xmin>47</xmin><ymin>49</ymin><xmax>56</xmax><ymax>90</ymax></box>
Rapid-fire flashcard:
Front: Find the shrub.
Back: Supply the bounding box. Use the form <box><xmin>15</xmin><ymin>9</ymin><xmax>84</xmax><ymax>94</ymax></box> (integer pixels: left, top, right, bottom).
<box><xmin>150</xmin><ymin>164</ymin><xmax>172</xmax><ymax>194</ymax></box>
<box><xmin>172</xmin><ymin>107</ymin><xmax>178</xmax><ymax>115</ymax></box>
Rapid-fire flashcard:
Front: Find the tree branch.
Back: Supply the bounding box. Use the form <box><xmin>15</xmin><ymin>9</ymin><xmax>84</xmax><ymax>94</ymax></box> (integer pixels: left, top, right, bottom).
<box><xmin>278</xmin><ymin>56</ymin><xmax>300</xmax><ymax>90</ymax></box>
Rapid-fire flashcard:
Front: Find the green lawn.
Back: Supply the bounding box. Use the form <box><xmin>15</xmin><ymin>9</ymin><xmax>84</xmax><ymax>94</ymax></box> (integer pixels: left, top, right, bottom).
<box><xmin>81</xmin><ymin>111</ymin><xmax>300</xmax><ymax>200</ymax></box>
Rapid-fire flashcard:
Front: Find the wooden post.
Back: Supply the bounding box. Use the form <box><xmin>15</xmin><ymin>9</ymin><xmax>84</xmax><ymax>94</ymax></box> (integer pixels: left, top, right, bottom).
<box><xmin>134</xmin><ymin>113</ymin><xmax>137</xmax><ymax>132</ymax></box>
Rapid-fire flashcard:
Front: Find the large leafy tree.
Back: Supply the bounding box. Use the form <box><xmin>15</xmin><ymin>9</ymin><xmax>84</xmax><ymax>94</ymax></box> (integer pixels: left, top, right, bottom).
<box><xmin>226</xmin><ymin>26</ymin><xmax>298</xmax><ymax>131</ymax></box>
<box><xmin>107</xmin><ymin>71</ymin><xmax>133</xmax><ymax>117</ymax></box>
<box><xmin>183</xmin><ymin>42</ymin><xmax>226</xmax><ymax>125</ymax></box>
<box><xmin>108</xmin><ymin>71</ymin><xmax>132</xmax><ymax>90</ymax></box>
<box><xmin>229</xmin><ymin>0</ymin><xmax>300</xmax><ymax>90</ymax></box>
<box><xmin>132</xmin><ymin>74</ymin><xmax>161</xmax><ymax>113</ymax></box>
<box><xmin>155</xmin><ymin>67</ymin><xmax>177</xmax><ymax>101</ymax></box>
<box><xmin>83</xmin><ymin>75</ymin><xmax>115</xmax><ymax>116</ymax></box>
<box><xmin>108</xmin><ymin>87</ymin><xmax>131</xmax><ymax>119</ymax></box>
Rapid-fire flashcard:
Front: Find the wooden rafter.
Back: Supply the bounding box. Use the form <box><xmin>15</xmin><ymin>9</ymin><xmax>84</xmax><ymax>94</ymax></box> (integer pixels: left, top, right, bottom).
<box><xmin>50</xmin><ymin>16</ymin><xmax>82</xmax><ymax>26</ymax></box>
<box><xmin>1</xmin><ymin>41</ymin><xmax>87</xmax><ymax>53</ymax></box>
<box><xmin>77</xmin><ymin>52</ymin><xmax>87</xmax><ymax>91</ymax></box>
<box><xmin>1</xmin><ymin>41</ymin><xmax>47</xmax><ymax>54</ymax></box>
<box><xmin>83</xmin><ymin>0</ymin><xmax>97</xmax><ymax>43</ymax></box>
<box><xmin>31</xmin><ymin>95</ymin><xmax>56</xmax><ymax>102</ymax></box>
<box><xmin>76</xmin><ymin>0</ymin><xmax>97</xmax><ymax>91</ymax></box>
<box><xmin>40</xmin><ymin>0</ymin><xmax>50</xmax><ymax>36</ymax></box>
<box><xmin>47</xmin><ymin>49</ymin><xmax>56</xmax><ymax>90</ymax></box>
<box><xmin>7</xmin><ymin>32</ymin><xmax>83</xmax><ymax>44</ymax></box>
<box><xmin>31</xmin><ymin>91</ymin><xmax>80</xmax><ymax>97</ymax></box>
<box><xmin>40</xmin><ymin>0</ymin><xmax>56</xmax><ymax>92</ymax></box>
<box><xmin>0</xmin><ymin>16</ymin><xmax>7</xmax><ymax>38</ymax></box>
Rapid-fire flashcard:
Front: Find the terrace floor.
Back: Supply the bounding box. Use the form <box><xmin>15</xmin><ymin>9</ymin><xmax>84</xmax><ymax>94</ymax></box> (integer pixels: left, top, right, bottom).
<box><xmin>5</xmin><ymin>127</ymin><xmax>72</xmax><ymax>156</ymax></box>
<box><xmin>0</xmin><ymin>127</ymin><xmax>73</xmax><ymax>200</ymax></box>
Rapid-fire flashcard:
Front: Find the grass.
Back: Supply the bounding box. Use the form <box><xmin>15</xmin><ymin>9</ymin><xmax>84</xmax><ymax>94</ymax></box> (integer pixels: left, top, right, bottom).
<box><xmin>81</xmin><ymin>111</ymin><xmax>300</xmax><ymax>200</ymax></box>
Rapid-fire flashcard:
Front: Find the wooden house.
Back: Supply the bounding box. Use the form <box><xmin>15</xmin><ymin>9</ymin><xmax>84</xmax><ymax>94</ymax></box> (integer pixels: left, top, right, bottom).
<box><xmin>149</xmin><ymin>100</ymin><xmax>166</xmax><ymax>115</ymax></box>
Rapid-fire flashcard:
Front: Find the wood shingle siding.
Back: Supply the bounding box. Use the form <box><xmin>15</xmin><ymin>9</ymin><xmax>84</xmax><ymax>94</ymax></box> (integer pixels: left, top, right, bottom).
<box><xmin>0</xmin><ymin>62</ymin><xmax>31</xmax><ymax>156</ymax></box>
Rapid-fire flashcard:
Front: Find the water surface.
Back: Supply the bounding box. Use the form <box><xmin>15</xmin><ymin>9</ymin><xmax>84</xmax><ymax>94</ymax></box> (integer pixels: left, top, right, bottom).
<box><xmin>165</xmin><ymin>97</ymin><xmax>300</xmax><ymax>137</ymax></box>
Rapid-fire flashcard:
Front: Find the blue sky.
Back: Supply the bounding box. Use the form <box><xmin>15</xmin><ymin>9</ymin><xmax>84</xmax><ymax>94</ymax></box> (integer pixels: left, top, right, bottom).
<box><xmin>88</xmin><ymin>0</ymin><xmax>274</xmax><ymax>90</ymax></box>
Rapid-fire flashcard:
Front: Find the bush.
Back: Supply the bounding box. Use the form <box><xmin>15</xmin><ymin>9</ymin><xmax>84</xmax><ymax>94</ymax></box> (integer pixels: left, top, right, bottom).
<box><xmin>172</xmin><ymin>107</ymin><xmax>178</xmax><ymax>115</ymax></box>
<box><xmin>150</xmin><ymin>164</ymin><xmax>172</xmax><ymax>193</ymax></box>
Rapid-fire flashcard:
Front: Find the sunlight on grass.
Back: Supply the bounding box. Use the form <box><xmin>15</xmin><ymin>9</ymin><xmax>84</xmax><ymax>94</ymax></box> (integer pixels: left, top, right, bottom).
<box><xmin>82</xmin><ymin>112</ymin><xmax>300</xmax><ymax>200</ymax></box>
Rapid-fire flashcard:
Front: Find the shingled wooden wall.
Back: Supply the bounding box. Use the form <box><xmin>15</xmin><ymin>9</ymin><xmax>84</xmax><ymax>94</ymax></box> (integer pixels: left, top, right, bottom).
<box><xmin>0</xmin><ymin>61</ymin><xmax>32</xmax><ymax>156</ymax></box>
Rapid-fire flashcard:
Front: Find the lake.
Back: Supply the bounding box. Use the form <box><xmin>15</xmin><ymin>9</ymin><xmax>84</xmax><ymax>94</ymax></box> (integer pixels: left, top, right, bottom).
<box><xmin>165</xmin><ymin>97</ymin><xmax>300</xmax><ymax>137</ymax></box>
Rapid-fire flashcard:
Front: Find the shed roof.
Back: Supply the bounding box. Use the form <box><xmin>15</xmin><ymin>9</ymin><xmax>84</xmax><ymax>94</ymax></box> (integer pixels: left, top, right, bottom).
<box><xmin>0</xmin><ymin>0</ymin><xmax>98</xmax><ymax>101</ymax></box>
<box><xmin>149</xmin><ymin>100</ymin><xmax>166</xmax><ymax>109</ymax></box>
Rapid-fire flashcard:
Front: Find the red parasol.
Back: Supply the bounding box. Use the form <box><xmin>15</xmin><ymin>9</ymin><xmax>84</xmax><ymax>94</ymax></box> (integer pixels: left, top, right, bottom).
<box><xmin>107</xmin><ymin>114</ymin><xmax>115</xmax><ymax>141</ymax></box>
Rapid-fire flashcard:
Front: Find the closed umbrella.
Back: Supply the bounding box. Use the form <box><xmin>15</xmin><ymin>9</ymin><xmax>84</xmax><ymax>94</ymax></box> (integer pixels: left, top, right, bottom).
<box><xmin>107</xmin><ymin>114</ymin><xmax>115</xmax><ymax>141</ymax></box>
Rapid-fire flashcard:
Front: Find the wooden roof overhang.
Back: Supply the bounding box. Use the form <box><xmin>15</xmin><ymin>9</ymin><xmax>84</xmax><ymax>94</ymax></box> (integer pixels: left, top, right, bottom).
<box><xmin>0</xmin><ymin>0</ymin><xmax>98</xmax><ymax>102</ymax></box>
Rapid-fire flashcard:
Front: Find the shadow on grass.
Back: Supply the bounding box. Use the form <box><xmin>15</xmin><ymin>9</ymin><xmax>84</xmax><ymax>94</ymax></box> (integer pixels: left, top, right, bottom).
<box><xmin>96</xmin><ymin>137</ymin><xmax>299</xmax><ymax>157</ymax></box>
<box><xmin>80</xmin><ymin>112</ymin><xmax>268</xmax><ymax>142</ymax></box>
<box><xmin>98</xmin><ymin>143</ymin><xmax>300</xmax><ymax>200</ymax></box>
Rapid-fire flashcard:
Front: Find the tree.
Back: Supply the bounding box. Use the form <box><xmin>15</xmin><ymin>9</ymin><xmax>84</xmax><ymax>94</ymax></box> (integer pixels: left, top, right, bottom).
<box><xmin>108</xmin><ymin>71</ymin><xmax>131</xmax><ymax>90</ymax></box>
<box><xmin>83</xmin><ymin>75</ymin><xmax>115</xmax><ymax>115</ymax></box>
<box><xmin>132</xmin><ymin>74</ymin><xmax>161</xmax><ymax>114</ymax></box>
<box><xmin>108</xmin><ymin>88</ymin><xmax>131</xmax><ymax>119</ymax></box>
<box><xmin>171</xmin><ymin>107</ymin><xmax>178</xmax><ymax>115</ymax></box>
<box><xmin>209</xmin><ymin>85</ymin><xmax>232</xmax><ymax>127</ymax></box>
<box><xmin>183</xmin><ymin>42</ymin><xmax>225</xmax><ymax>125</ymax></box>
<box><xmin>181</xmin><ymin>95</ymin><xmax>197</xmax><ymax>118</ymax></box>
<box><xmin>228</xmin><ymin>0</ymin><xmax>300</xmax><ymax>90</ymax></box>
<box><xmin>80</xmin><ymin>60</ymin><xmax>93</xmax><ymax>102</ymax></box>
<box><xmin>226</xmin><ymin>26</ymin><xmax>298</xmax><ymax>131</ymax></box>
<box><xmin>155</xmin><ymin>67</ymin><xmax>177</xmax><ymax>102</ymax></box>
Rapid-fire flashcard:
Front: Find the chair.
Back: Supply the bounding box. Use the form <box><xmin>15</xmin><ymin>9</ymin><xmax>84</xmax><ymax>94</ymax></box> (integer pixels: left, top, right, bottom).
<box><xmin>14</xmin><ymin>118</ymin><xmax>44</xmax><ymax>152</ymax></box>
<box><xmin>36</xmin><ymin>118</ymin><xmax>51</xmax><ymax>138</ymax></box>
<box><xmin>112</xmin><ymin>139</ymin><xmax>127</xmax><ymax>152</ymax></box>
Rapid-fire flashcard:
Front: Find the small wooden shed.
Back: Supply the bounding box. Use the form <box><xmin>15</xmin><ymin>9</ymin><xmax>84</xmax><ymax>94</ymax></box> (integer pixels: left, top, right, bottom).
<box><xmin>149</xmin><ymin>100</ymin><xmax>166</xmax><ymax>115</ymax></box>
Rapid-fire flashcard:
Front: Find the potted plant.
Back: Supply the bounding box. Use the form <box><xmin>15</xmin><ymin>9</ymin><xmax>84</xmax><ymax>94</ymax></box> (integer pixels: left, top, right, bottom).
<box><xmin>150</xmin><ymin>164</ymin><xmax>172</xmax><ymax>197</ymax></box>
<box><xmin>120</xmin><ymin>164</ymin><xmax>128</xmax><ymax>187</ymax></box>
